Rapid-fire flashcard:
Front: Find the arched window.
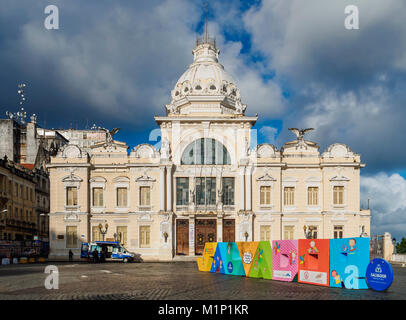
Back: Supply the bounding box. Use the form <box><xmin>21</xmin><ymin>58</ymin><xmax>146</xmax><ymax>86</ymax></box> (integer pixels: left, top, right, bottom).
<box><xmin>181</xmin><ymin>138</ymin><xmax>231</xmax><ymax>165</ymax></box>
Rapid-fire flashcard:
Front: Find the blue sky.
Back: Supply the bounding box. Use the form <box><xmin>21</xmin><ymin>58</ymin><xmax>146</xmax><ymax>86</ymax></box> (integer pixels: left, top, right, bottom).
<box><xmin>0</xmin><ymin>0</ymin><xmax>405</xmax><ymax>240</ymax></box>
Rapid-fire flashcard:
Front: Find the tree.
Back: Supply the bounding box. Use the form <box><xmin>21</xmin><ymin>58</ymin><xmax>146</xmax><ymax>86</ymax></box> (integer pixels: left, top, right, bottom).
<box><xmin>396</xmin><ymin>237</ymin><xmax>406</xmax><ymax>254</ymax></box>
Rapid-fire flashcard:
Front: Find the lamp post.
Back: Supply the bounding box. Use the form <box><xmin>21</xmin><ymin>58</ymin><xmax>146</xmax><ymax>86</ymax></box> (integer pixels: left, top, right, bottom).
<box><xmin>98</xmin><ymin>223</ymin><xmax>108</xmax><ymax>241</ymax></box>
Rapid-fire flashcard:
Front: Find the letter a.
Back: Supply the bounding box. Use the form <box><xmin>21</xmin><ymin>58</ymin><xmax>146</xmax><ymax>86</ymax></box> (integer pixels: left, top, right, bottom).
<box><xmin>344</xmin><ymin>5</ymin><xmax>359</xmax><ymax>30</ymax></box>
<box><xmin>44</xmin><ymin>265</ymin><xmax>59</xmax><ymax>289</ymax></box>
<box><xmin>44</xmin><ymin>5</ymin><xmax>59</xmax><ymax>30</ymax></box>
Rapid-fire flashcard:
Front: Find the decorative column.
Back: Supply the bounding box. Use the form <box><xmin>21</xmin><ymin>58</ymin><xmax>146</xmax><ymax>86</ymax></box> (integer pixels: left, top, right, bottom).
<box><xmin>189</xmin><ymin>215</ymin><xmax>195</xmax><ymax>256</ymax></box>
<box><xmin>160</xmin><ymin>166</ymin><xmax>165</xmax><ymax>212</ymax></box>
<box><xmin>239</xmin><ymin>166</ymin><xmax>245</xmax><ymax>212</ymax></box>
<box><xmin>217</xmin><ymin>214</ymin><xmax>223</xmax><ymax>242</ymax></box>
<box><xmin>246</xmin><ymin>166</ymin><xmax>252</xmax><ymax>212</ymax></box>
<box><xmin>166</xmin><ymin>165</ymin><xmax>172</xmax><ymax>212</ymax></box>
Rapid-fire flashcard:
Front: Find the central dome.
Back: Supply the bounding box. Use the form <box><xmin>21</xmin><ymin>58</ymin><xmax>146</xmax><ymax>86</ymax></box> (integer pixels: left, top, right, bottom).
<box><xmin>166</xmin><ymin>36</ymin><xmax>246</xmax><ymax>115</ymax></box>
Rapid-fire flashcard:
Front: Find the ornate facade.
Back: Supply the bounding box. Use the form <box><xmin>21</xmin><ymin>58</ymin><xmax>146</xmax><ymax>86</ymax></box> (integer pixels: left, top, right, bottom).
<box><xmin>48</xmin><ymin>35</ymin><xmax>370</xmax><ymax>261</ymax></box>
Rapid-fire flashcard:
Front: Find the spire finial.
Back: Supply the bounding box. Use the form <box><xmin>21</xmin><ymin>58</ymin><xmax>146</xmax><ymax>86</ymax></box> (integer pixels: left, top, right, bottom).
<box><xmin>195</xmin><ymin>2</ymin><xmax>216</xmax><ymax>48</ymax></box>
<box><xmin>204</xmin><ymin>2</ymin><xmax>209</xmax><ymax>43</ymax></box>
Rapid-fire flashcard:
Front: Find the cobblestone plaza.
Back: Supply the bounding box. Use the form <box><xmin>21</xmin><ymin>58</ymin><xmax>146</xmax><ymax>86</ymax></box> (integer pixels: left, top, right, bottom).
<box><xmin>0</xmin><ymin>262</ymin><xmax>404</xmax><ymax>300</ymax></box>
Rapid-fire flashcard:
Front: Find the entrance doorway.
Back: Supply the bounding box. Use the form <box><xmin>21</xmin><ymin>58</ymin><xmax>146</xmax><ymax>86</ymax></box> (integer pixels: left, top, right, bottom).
<box><xmin>176</xmin><ymin>219</ymin><xmax>189</xmax><ymax>255</ymax></box>
<box><xmin>223</xmin><ymin>219</ymin><xmax>235</xmax><ymax>242</ymax></box>
<box><xmin>195</xmin><ymin>219</ymin><xmax>216</xmax><ymax>255</ymax></box>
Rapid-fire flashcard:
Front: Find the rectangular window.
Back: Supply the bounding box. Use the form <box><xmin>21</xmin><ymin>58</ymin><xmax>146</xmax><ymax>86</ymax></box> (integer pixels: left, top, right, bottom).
<box><xmin>92</xmin><ymin>187</ymin><xmax>103</xmax><ymax>207</ymax></box>
<box><xmin>284</xmin><ymin>226</ymin><xmax>294</xmax><ymax>240</ymax></box>
<box><xmin>260</xmin><ymin>225</ymin><xmax>271</xmax><ymax>241</ymax></box>
<box><xmin>333</xmin><ymin>186</ymin><xmax>344</xmax><ymax>205</ymax></box>
<box><xmin>260</xmin><ymin>186</ymin><xmax>271</xmax><ymax>206</ymax></box>
<box><xmin>66</xmin><ymin>187</ymin><xmax>78</xmax><ymax>206</ymax></box>
<box><xmin>308</xmin><ymin>187</ymin><xmax>319</xmax><ymax>206</ymax></box>
<box><xmin>334</xmin><ymin>225</ymin><xmax>344</xmax><ymax>239</ymax></box>
<box><xmin>196</xmin><ymin>177</ymin><xmax>216</xmax><ymax>206</ymax></box>
<box><xmin>92</xmin><ymin>226</ymin><xmax>102</xmax><ymax>241</ymax></box>
<box><xmin>222</xmin><ymin>177</ymin><xmax>235</xmax><ymax>206</ymax></box>
<box><xmin>140</xmin><ymin>186</ymin><xmax>151</xmax><ymax>206</ymax></box>
<box><xmin>116</xmin><ymin>187</ymin><xmax>128</xmax><ymax>207</ymax></box>
<box><xmin>116</xmin><ymin>226</ymin><xmax>128</xmax><ymax>247</ymax></box>
<box><xmin>176</xmin><ymin>177</ymin><xmax>189</xmax><ymax>206</ymax></box>
<box><xmin>140</xmin><ymin>226</ymin><xmax>150</xmax><ymax>248</ymax></box>
<box><xmin>66</xmin><ymin>226</ymin><xmax>78</xmax><ymax>248</ymax></box>
<box><xmin>284</xmin><ymin>187</ymin><xmax>295</xmax><ymax>206</ymax></box>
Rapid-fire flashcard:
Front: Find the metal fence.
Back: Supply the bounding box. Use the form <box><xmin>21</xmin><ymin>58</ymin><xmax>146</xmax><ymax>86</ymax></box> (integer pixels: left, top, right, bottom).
<box><xmin>0</xmin><ymin>240</ymin><xmax>49</xmax><ymax>259</ymax></box>
<box><xmin>370</xmin><ymin>235</ymin><xmax>384</xmax><ymax>259</ymax></box>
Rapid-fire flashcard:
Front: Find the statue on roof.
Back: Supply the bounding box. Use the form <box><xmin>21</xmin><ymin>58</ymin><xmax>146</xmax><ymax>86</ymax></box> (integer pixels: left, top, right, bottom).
<box><xmin>288</xmin><ymin>128</ymin><xmax>314</xmax><ymax>150</ymax></box>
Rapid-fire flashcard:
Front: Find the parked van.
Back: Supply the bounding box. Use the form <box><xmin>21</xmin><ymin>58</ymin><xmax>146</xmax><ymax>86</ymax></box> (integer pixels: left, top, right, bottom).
<box><xmin>81</xmin><ymin>241</ymin><xmax>141</xmax><ymax>263</ymax></box>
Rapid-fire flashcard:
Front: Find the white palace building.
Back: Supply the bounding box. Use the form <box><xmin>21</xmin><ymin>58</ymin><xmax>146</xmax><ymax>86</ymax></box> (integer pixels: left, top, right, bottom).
<box><xmin>48</xmin><ymin>31</ymin><xmax>371</xmax><ymax>261</ymax></box>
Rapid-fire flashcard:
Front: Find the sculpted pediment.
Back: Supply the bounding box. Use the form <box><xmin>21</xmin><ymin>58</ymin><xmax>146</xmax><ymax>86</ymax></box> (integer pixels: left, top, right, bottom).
<box><xmin>256</xmin><ymin>173</ymin><xmax>277</xmax><ymax>182</ymax></box>
<box><xmin>132</xmin><ymin>144</ymin><xmax>159</xmax><ymax>159</ymax></box>
<box><xmin>322</xmin><ymin>143</ymin><xmax>356</xmax><ymax>158</ymax></box>
<box><xmin>256</xmin><ymin>144</ymin><xmax>279</xmax><ymax>158</ymax></box>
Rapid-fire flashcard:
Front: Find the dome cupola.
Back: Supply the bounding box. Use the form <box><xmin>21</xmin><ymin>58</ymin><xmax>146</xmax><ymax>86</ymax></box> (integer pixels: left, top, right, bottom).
<box><xmin>165</xmin><ymin>16</ymin><xmax>246</xmax><ymax>116</ymax></box>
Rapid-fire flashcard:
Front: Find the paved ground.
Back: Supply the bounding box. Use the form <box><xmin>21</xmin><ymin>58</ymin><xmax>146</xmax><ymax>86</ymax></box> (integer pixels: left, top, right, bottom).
<box><xmin>0</xmin><ymin>261</ymin><xmax>404</xmax><ymax>300</ymax></box>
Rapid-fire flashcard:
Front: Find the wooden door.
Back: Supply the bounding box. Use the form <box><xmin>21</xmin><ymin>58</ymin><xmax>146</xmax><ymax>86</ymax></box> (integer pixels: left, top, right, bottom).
<box><xmin>223</xmin><ymin>219</ymin><xmax>235</xmax><ymax>243</ymax></box>
<box><xmin>195</xmin><ymin>219</ymin><xmax>217</xmax><ymax>255</ymax></box>
<box><xmin>176</xmin><ymin>219</ymin><xmax>189</xmax><ymax>255</ymax></box>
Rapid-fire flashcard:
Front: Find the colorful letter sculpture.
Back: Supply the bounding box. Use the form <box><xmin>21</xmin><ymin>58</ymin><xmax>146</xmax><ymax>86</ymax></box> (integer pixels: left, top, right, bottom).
<box><xmin>210</xmin><ymin>242</ymin><xmax>227</xmax><ymax>274</ymax></box>
<box><xmin>248</xmin><ymin>241</ymin><xmax>273</xmax><ymax>279</ymax></box>
<box><xmin>198</xmin><ymin>238</ymin><xmax>374</xmax><ymax>290</ymax></box>
<box><xmin>272</xmin><ymin>240</ymin><xmax>298</xmax><ymax>282</ymax></box>
<box><xmin>197</xmin><ymin>242</ymin><xmax>217</xmax><ymax>272</ymax></box>
<box><xmin>237</xmin><ymin>241</ymin><xmax>259</xmax><ymax>276</ymax></box>
<box><xmin>298</xmin><ymin>239</ymin><xmax>330</xmax><ymax>287</ymax></box>
<box><xmin>329</xmin><ymin>237</ymin><xmax>370</xmax><ymax>289</ymax></box>
<box><xmin>222</xmin><ymin>242</ymin><xmax>246</xmax><ymax>276</ymax></box>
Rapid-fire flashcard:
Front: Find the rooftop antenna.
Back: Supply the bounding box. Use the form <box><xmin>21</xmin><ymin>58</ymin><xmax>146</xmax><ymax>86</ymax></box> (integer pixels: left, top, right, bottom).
<box><xmin>6</xmin><ymin>83</ymin><xmax>27</xmax><ymax>124</ymax></box>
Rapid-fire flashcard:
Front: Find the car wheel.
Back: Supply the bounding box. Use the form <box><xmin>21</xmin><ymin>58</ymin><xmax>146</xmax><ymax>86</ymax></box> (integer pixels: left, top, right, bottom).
<box><xmin>123</xmin><ymin>258</ymin><xmax>128</xmax><ymax>263</ymax></box>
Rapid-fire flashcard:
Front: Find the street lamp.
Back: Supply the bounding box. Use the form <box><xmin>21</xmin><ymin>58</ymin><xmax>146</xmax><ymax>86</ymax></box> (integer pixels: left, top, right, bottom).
<box><xmin>99</xmin><ymin>223</ymin><xmax>108</xmax><ymax>241</ymax></box>
<box><xmin>304</xmin><ymin>225</ymin><xmax>315</xmax><ymax>239</ymax></box>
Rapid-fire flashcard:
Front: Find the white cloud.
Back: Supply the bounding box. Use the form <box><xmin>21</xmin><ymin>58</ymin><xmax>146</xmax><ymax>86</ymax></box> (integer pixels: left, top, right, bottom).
<box><xmin>244</xmin><ymin>0</ymin><xmax>406</xmax><ymax>172</ymax></box>
<box><xmin>361</xmin><ymin>173</ymin><xmax>406</xmax><ymax>240</ymax></box>
<box><xmin>259</xmin><ymin>126</ymin><xmax>278</xmax><ymax>145</ymax></box>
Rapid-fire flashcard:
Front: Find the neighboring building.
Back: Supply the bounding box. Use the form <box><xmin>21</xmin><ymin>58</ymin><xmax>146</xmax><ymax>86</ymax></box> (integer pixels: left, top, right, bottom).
<box><xmin>57</xmin><ymin>129</ymin><xmax>107</xmax><ymax>153</ymax></box>
<box><xmin>0</xmin><ymin>117</ymin><xmax>67</xmax><ymax>170</ymax></box>
<box><xmin>0</xmin><ymin>88</ymin><xmax>68</xmax><ymax>241</ymax></box>
<box><xmin>47</xmin><ymin>30</ymin><xmax>370</xmax><ymax>261</ymax></box>
<box><xmin>0</xmin><ymin>157</ymin><xmax>38</xmax><ymax>240</ymax></box>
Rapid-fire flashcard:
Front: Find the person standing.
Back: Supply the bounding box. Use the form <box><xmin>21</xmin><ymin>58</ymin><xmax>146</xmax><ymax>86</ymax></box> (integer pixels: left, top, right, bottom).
<box><xmin>93</xmin><ymin>248</ymin><xmax>99</xmax><ymax>263</ymax></box>
<box><xmin>68</xmin><ymin>249</ymin><xmax>73</xmax><ymax>262</ymax></box>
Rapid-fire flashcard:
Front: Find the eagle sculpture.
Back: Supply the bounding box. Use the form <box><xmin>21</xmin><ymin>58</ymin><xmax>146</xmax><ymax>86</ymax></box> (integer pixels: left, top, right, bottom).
<box><xmin>288</xmin><ymin>128</ymin><xmax>314</xmax><ymax>150</ymax></box>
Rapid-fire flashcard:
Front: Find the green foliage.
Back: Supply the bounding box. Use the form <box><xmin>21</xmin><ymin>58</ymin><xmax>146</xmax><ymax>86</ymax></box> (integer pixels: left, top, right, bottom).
<box><xmin>395</xmin><ymin>237</ymin><xmax>406</xmax><ymax>254</ymax></box>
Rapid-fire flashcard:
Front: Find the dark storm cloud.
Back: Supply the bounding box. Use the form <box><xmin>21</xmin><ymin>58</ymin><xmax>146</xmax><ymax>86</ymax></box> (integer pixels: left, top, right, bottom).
<box><xmin>0</xmin><ymin>0</ymin><xmax>200</xmax><ymax>130</ymax></box>
<box><xmin>244</xmin><ymin>0</ymin><xmax>406</xmax><ymax>174</ymax></box>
